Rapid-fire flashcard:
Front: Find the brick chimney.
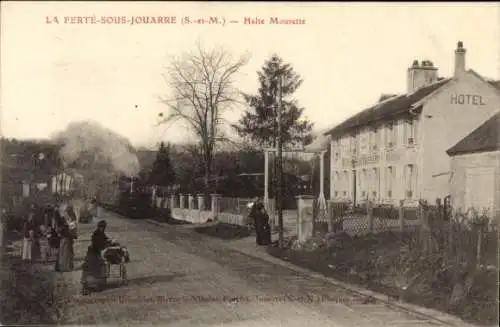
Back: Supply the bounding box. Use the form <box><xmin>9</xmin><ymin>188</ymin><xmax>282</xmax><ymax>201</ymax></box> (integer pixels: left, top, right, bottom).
<box><xmin>407</xmin><ymin>59</ymin><xmax>439</xmax><ymax>93</ymax></box>
<box><xmin>454</xmin><ymin>41</ymin><xmax>466</xmax><ymax>77</ymax></box>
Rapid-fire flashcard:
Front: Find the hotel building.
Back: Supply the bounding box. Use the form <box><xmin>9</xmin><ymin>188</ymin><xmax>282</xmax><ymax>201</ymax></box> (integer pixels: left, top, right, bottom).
<box><xmin>325</xmin><ymin>42</ymin><xmax>500</xmax><ymax>206</ymax></box>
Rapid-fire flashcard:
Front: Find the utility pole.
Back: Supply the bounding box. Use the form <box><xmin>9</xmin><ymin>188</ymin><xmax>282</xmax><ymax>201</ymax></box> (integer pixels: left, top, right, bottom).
<box><xmin>276</xmin><ymin>74</ymin><xmax>284</xmax><ymax>248</ymax></box>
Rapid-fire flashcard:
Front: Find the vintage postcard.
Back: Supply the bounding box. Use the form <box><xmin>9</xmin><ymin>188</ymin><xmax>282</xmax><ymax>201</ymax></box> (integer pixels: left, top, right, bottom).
<box><xmin>1</xmin><ymin>2</ymin><xmax>498</xmax><ymax>326</ymax></box>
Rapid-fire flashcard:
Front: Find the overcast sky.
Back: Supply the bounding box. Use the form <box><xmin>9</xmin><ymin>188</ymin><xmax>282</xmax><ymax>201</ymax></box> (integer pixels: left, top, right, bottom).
<box><xmin>1</xmin><ymin>2</ymin><xmax>499</xmax><ymax>148</ymax></box>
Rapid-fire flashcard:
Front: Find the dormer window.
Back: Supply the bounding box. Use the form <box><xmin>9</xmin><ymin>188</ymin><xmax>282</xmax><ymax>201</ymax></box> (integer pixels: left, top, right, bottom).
<box><xmin>370</xmin><ymin>127</ymin><xmax>379</xmax><ymax>152</ymax></box>
<box><xmin>405</xmin><ymin>119</ymin><xmax>416</xmax><ymax>146</ymax></box>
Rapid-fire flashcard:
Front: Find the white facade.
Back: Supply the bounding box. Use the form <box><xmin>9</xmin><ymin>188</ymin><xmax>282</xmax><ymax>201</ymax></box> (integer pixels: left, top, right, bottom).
<box><xmin>417</xmin><ymin>73</ymin><xmax>500</xmax><ymax>202</ymax></box>
<box><xmin>330</xmin><ymin>113</ymin><xmax>422</xmax><ymax>205</ymax></box>
<box><xmin>328</xmin><ymin>42</ymin><xmax>500</xmax><ymax>206</ymax></box>
<box><xmin>449</xmin><ymin>151</ymin><xmax>500</xmax><ymax>220</ymax></box>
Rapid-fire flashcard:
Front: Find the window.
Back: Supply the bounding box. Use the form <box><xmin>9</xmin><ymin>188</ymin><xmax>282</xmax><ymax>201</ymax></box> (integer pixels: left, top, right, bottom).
<box><xmin>372</xmin><ymin>128</ymin><xmax>379</xmax><ymax>151</ymax></box>
<box><xmin>343</xmin><ymin>171</ymin><xmax>348</xmax><ymax>197</ymax></box>
<box><xmin>405</xmin><ymin>164</ymin><xmax>415</xmax><ymax>199</ymax></box>
<box><xmin>334</xmin><ymin>172</ymin><xmax>340</xmax><ymax>193</ymax></box>
<box><xmin>361</xmin><ymin>169</ymin><xmax>367</xmax><ymax>199</ymax></box>
<box><xmin>359</xmin><ymin>130</ymin><xmax>371</xmax><ymax>154</ymax></box>
<box><xmin>368</xmin><ymin>127</ymin><xmax>378</xmax><ymax>152</ymax></box>
<box><xmin>386</xmin><ymin>123</ymin><xmax>395</xmax><ymax>148</ymax></box>
<box><xmin>372</xmin><ymin>168</ymin><xmax>379</xmax><ymax>199</ymax></box>
<box><xmin>405</xmin><ymin>119</ymin><xmax>416</xmax><ymax>146</ymax></box>
<box><xmin>386</xmin><ymin>166</ymin><xmax>394</xmax><ymax>198</ymax></box>
<box><xmin>337</xmin><ymin>172</ymin><xmax>342</xmax><ymax>198</ymax></box>
<box><xmin>358</xmin><ymin>170</ymin><xmax>362</xmax><ymax>197</ymax></box>
<box><xmin>342</xmin><ymin>138</ymin><xmax>349</xmax><ymax>155</ymax></box>
<box><xmin>350</xmin><ymin>134</ymin><xmax>358</xmax><ymax>155</ymax></box>
<box><xmin>333</xmin><ymin>139</ymin><xmax>341</xmax><ymax>160</ymax></box>
<box><xmin>393</xmin><ymin>122</ymin><xmax>398</xmax><ymax>147</ymax></box>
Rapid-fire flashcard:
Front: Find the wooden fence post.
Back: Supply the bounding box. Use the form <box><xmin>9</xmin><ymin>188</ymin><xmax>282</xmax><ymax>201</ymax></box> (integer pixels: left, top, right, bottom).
<box><xmin>327</xmin><ymin>201</ymin><xmax>333</xmax><ymax>232</ymax></box>
<box><xmin>399</xmin><ymin>200</ymin><xmax>404</xmax><ymax>234</ymax></box>
<box><xmin>435</xmin><ymin>198</ymin><xmax>443</xmax><ymax>252</ymax></box>
<box><xmin>418</xmin><ymin>200</ymin><xmax>427</xmax><ymax>254</ymax></box>
<box><xmin>0</xmin><ymin>215</ymin><xmax>4</xmax><ymax>261</ymax></box>
<box><xmin>476</xmin><ymin>225</ymin><xmax>483</xmax><ymax>269</ymax></box>
<box><xmin>367</xmin><ymin>201</ymin><xmax>373</xmax><ymax>234</ymax></box>
<box><xmin>436</xmin><ymin>198</ymin><xmax>442</xmax><ymax>219</ymax></box>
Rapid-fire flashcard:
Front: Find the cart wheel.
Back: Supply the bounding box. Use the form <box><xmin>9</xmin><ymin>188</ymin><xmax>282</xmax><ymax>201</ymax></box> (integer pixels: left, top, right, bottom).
<box><xmin>119</xmin><ymin>264</ymin><xmax>127</xmax><ymax>285</ymax></box>
<box><xmin>81</xmin><ymin>283</ymin><xmax>90</xmax><ymax>295</ymax></box>
<box><xmin>98</xmin><ymin>279</ymin><xmax>107</xmax><ymax>291</ymax></box>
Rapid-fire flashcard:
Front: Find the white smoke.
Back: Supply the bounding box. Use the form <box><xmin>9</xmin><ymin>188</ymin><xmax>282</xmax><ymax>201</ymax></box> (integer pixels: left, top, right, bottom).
<box><xmin>53</xmin><ymin>120</ymin><xmax>140</xmax><ymax>177</ymax></box>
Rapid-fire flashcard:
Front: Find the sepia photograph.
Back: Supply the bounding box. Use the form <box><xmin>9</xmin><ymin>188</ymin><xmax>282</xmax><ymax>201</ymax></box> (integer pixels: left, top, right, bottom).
<box><xmin>1</xmin><ymin>2</ymin><xmax>499</xmax><ymax>326</ymax></box>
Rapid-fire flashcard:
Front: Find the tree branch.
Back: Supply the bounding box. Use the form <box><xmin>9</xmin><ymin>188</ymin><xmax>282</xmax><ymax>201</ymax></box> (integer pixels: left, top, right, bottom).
<box><xmin>159</xmin><ymin>44</ymin><xmax>249</xmax><ymax>193</ymax></box>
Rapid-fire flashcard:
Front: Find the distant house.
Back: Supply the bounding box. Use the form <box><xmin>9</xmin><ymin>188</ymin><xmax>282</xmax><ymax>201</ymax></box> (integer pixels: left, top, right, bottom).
<box><xmin>447</xmin><ymin>111</ymin><xmax>500</xmax><ymax>219</ymax></box>
<box><xmin>51</xmin><ymin>171</ymin><xmax>83</xmax><ymax>195</ymax></box>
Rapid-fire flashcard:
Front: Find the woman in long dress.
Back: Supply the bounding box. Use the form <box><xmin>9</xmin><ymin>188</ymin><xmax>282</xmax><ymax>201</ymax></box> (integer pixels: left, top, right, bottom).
<box><xmin>81</xmin><ymin>220</ymin><xmax>113</xmax><ymax>292</ymax></box>
<box><xmin>22</xmin><ymin>208</ymin><xmax>40</xmax><ymax>262</ymax></box>
<box><xmin>250</xmin><ymin>200</ymin><xmax>271</xmax><ymax>245</ymax></box>
<box><xmin>55</xmin><ymin>224</ymin><xmax>75</xmax><ymax>272</ymax></box>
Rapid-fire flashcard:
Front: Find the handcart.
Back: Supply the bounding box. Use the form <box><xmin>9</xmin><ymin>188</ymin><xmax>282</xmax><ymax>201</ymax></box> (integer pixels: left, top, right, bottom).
<box><xmin>80</xmin><ymin>244</ymin><xmax>129</xmax><ymax>295</ymax></box>
<box><xmin>102</xmin><ymin>246</ymin><xmax>129</xmax><ymax>286</ymax></box>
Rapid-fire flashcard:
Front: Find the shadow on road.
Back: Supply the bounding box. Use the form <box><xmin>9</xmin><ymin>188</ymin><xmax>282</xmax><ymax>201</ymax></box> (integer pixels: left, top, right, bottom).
<box><xmin>73</xmin><ymin>259</ymin><xmax>142</xmax><ymax>272</ymax></box>
<box><xmin>194</xmin><ymin>223</ymin><xmax>254</xmax><ymax>240</ymax></box>
<box><xmin>126</xmin><ymin>272</ymin><xmax>187</xmax><ymax>287</ymax></box>
<box><xmin>86</xmin><ymin>273</ymin><xmax>186</xmax><ymax>293</ymax></box>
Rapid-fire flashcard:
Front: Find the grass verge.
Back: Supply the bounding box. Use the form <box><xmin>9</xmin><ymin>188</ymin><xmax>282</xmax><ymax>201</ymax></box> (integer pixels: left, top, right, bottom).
<box><xmin>266</xmin><ymin>232</ymin><xmax>498</xmax><ymax>326</ymax></box>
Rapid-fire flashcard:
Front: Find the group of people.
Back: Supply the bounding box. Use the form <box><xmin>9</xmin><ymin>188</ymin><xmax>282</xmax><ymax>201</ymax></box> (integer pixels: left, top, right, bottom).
<box><xmin>20</xmin><ymin>199</ymin><xmax>128</xmax><ymax>293</ymax></box>
<box><xmin>22</xmin><ymin>203</ymin><xmax>78</xmax><ymax>272</ymax></box>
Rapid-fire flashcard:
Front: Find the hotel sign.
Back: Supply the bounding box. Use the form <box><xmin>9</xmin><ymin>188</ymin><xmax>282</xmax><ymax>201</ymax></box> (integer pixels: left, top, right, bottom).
<box><xmin>450</xmin><ymin>93</ymin><xmax>485</xmax><ymax>106</ymax></box>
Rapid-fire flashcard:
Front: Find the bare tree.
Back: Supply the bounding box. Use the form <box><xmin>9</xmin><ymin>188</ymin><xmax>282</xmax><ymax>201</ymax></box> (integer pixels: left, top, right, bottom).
<box><xmin>158</xmin><ymin>43</ymin><xmax>250</xmax><ymax>196</ymax></box>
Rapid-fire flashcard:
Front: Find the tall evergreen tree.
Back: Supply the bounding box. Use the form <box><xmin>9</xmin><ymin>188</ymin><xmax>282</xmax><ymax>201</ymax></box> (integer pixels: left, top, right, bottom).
<box><xmin>232</xmin><ymin>55</ymin><xmax>314</xmax><ymax>148</ymax></box>
<box><xmin>149</xmin><ymin>142</ymin><xmax>176</xmax><ymax>187</ymax></box>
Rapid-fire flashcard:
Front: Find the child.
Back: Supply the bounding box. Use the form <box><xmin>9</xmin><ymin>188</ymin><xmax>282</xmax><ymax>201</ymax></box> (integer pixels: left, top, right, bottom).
<box><xmin>47</xmin><ymin>226</ymin><xmax>60</xmax><ymax>249</ymax></box>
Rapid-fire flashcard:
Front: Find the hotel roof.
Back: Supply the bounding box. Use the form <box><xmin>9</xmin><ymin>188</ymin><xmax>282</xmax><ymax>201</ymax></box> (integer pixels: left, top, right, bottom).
<box><xmin>324</xmin><ymin>78</ymin><xmax>451</xmax><ymax>137</ymax></box>
<box><xmin>324</xmin><ymin>76</ymin><xmax>500</xmax><ymax>138</ymax></box>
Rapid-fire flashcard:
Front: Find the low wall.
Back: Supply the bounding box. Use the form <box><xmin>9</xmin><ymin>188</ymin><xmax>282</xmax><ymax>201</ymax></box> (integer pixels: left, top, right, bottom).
<box><xmin>171</xmin><ymin>208</ymin><xmax>212</xmax><ymax>224</ymax></box>
<box><xmin>217</xmin><ymin>212</ymin><xmax>247</xmax><ymax>226</ymax></box>
<box><xmin>155</xmin><ymin>195</ymin><xmax>298</xmax><ymax>230</ymax></box>
<box><xmin>169</xmin><ymin>208</ymin><xmax>248</xmax><ymax>225</ymax></box>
